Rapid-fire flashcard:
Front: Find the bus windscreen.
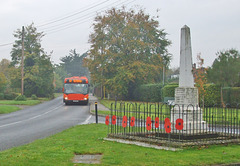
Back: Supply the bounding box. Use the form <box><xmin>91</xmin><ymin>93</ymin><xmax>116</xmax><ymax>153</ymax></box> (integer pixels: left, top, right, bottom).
<box><xmin>64</xmin><ymin>83</ymin><xmax>88</xmax><ymax>95</ymax></box>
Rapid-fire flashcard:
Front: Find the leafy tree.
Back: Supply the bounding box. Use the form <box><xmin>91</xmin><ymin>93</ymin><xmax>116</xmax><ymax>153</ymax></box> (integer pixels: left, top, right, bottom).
<box><xmin>10</xmin><ymin>23</ymin><xmax>54</xmax><ymax>97</ymax></box>
<box><xmin>87</xmin><ymin>7</ymin><xmax>171</xmax><ymax>99</ymax></box>
<box><xmin>207</xmin><ymin>49</ymin><xmax>240</xmax><ymax>87</ymax></box>
<box><xmin>8</xmin><ymin>66</ymin><xmax>21</xmax><ymax>90</ymax></box>
<box><xmin>0</xmin><ymin>59</ymin><xmax>10</xmax><ymax>91</ymax></box>
<box><xmin>54</xmin><ymin>64</ymin><xmax>67</xmax><ymax>84</ymax></box>
<box><xmin>0</xmin><ymin>59</ymin><xmax>11</xmax><ymax>77</ymax></box>
<box><xmin>0</xmin><ymin>72</ymin><xmax>7</xmax><ymax>92</ymax></box>
<box><xmin>53</xmin><ymin>63</ymin><xmax>69</xmax><ymax>93</ymax></box>
<box><xmin>60</xmin><ymin>49</ymin><xmax>89</xmax><ymax>77</ymax></box>
<box><xmin>193</xmin><ymin>53</ymin><xmax>207</xmax><ymax>106</ymax></box>
<box><xmin>53</xmin><ymin>72</ymin><xmax>63</xmax><ymax>92</ymax></box>
<box><xmin>0</xmin><ymin>59</ymin><xmax>21</xmax><ymax>93</ymax></box>
<box><xmin>53</xmin><ymin>50</ymin><xmax>89</xmax><ymax>92</ymax></box>
<box><xmin>24</xmin><ymin>54</ymin><xmax>54</xmax><ymax>97</ymax></box>
<box><xmin>11</xmin><ymin>23</ymin><xmax>44</xmax><ymax>66</ymax></box>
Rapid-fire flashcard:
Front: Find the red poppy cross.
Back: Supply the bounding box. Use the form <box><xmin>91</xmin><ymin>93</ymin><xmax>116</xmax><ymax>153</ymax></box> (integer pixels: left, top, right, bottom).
<box><xmin>164</xmin><ymin>118</ymin><xmax>171</xmax><ymax>133</ymax></box>
<box><xmin>130</xmin><ymin>117</ymin><xmax>135</xmax><ymax>127</ymax></box>
<box><xmin>122</xmin><ymin>115</ymin><xmax>127</xmax><ymax>128</ymax></box>
<box><xmin>146</xmin><ymin>117</ymin><xmax>152</xmax><ymax>131</ymax></box>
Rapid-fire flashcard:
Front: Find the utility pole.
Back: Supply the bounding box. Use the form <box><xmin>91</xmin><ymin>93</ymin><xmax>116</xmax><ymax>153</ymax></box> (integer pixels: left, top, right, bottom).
<box><xmin>21</xmin><ymin>26</ymin><xmax>24</xmax><ymax>95</ymax></box>
<box><xmin>162</xmin><ymin>64</ymin><xmax>165</xmax><ymax>86</ymax></box>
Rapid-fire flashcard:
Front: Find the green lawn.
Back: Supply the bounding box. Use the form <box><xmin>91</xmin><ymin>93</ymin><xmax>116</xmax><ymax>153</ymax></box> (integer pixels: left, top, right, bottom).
<box><xmin>0</xmin><ymin>105</ymin><xmax>20</xmax><ymax>114</ymax></box>
<box><xmin>0</xmin><ymin>124</ymin><xmax>239</xmax><ymax>165</ymax></box>
<box><xmin>94</xmin><ymin>110</ymin><xmax>170</xmax><ymax>122</ymax></box>
<box><xmin>100</xmin><ymin>99</ymin><xmax>168</xmax><ymax>113</ymax></box>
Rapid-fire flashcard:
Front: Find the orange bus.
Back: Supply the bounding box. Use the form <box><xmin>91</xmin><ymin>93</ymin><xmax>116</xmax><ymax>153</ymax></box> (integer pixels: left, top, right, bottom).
<box><xmin>63</xmin><ymin>76</ymin><xmax>89</xmax><ymax>105</ymax></box>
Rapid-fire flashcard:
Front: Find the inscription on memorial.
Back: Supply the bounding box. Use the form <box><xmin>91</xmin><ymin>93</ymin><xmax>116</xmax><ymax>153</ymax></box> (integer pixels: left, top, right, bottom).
<box><xmin>175</xmin><ymin>87</ymin><xmax>198</xmax><ymax>106</ymax></box>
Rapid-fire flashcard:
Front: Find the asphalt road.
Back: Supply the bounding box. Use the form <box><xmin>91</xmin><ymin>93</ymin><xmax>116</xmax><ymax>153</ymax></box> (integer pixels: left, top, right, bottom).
<box><xmin>0</xmin><ymin>96</ymin><xmax>104</xmax><ymax>151</ymax></box>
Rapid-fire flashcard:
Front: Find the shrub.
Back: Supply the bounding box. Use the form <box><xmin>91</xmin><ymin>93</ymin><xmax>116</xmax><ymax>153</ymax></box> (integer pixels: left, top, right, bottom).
<box><xmin>0</xmin><ymin>93</ymin><xmax>4</xmax><ymax>100</ymax></box>
<box><xmin>31</xmin><ymin>94</ymin><xmax>38</xmax><ymax>100</ymax></box>
<box><xmin>4</xmin><ymin>92</ymin><xmax>18</xmax><ymax>100</ymax></box>
<box><xmin>48</xmin><ymin>93</ymin><xmax>55</xmax><ymax>99</ymax></box>
<box><xmin>203</xmin><ymin>84</ymin><xmax>221</xmax><ymax>107</ymax></box>
<box><xmin>15</xmin><ymin>95</ymin><xmax>27</xmax><ymax>101</ymax></box>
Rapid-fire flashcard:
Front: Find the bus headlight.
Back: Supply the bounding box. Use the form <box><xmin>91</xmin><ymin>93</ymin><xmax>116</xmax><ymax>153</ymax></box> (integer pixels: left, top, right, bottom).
<box><xmin>84</xmin><ymin>98</ymin><xmax>88</xmax><ymax>100</ymax></box>
<box><xmin>65</xmin><ymin>97</ymin><xmax>68</xmax><ymax>100</ymax></box>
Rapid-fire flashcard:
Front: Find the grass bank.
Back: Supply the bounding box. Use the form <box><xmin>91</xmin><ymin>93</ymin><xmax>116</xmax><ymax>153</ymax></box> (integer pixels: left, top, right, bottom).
<box><xmin>0</xmin><ymin>124</ymin><xmax>239</xmax><ymax>165</ymax></box>
<box><xmin>0</xmin><ymin>105</ymin><xmax>20</xmax><ymax>114</ymax></box>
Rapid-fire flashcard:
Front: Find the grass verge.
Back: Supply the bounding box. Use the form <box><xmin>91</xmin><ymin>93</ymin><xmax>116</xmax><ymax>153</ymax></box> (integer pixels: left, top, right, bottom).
<box><xmin>0</xmin><ymin>93</ymin><xmax>61</xmax><ymax>114</ymax></box>
<box><xmin>0</xmin><ymin>100</ymin><xmax>41</xmax><ymax>106</ymax></box>
<box><xmin>0</xmin><ymin>105</ymin><xmax>20</xmax><ymax>114</ymax></box>
<box><xmin>0</xmin><ymin>93</ymin><xmax>61</xmax><ymax>106</ymax></box>
<box><xmin>0</xmin><ymin>124</ymin><xmax>239</xmax><ymax>165</ymax></box>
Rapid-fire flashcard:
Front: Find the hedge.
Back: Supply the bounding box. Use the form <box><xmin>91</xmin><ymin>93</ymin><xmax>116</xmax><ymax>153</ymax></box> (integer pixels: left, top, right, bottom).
<box><xmin>222</xmin><ymin>87</ymin><xmax>240</xmax><ymax>106</ymax></box>
<box><xmin>161</xmin><ymin>83</ymin><xmax>221</xmax><ymax>107</ymax></box>
<box><xmin>162</xmin><ymin>83</ymin><xmax>178</xmax><ymax>98</ymax></box>
<box><xmin>133</xmin><ymin>83</ymin><xmax>163</xmax><ymax>102</ymax></box>
<box><xmin>4</xmin><ymin>92</ymin><xmax>18</xmax><ymax>100</ymax></box>
<box><xmin>132</xmin><ymin>83</ymin><xmax>239</xmax><ymax>107</ymax></box>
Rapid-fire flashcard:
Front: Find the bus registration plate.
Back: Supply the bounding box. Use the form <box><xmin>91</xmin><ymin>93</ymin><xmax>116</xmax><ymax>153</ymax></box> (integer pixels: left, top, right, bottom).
<box><xmin>73</xmin><ymin>100</ymin><xmax>79</xmax><ymax>102</ymax></box>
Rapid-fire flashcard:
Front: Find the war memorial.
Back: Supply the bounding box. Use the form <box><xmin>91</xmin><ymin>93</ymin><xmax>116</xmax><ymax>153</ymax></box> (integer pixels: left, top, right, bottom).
<box><xmin>105</xmin><ymin>25</ymin><xmax>240</xmax><ymax>148</ymax></box>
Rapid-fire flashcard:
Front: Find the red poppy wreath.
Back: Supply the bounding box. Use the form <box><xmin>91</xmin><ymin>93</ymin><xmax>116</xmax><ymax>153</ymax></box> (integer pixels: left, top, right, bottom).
<box><xmin>175</xmin><ymin>118</ymin><xmax>184</xmax><ymax>130</ymax></box>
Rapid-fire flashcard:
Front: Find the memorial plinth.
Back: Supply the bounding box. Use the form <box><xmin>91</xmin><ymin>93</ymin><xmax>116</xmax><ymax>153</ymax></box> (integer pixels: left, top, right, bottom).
<box><xmin>171</xmin><ymin>25</ymin><xmax>207</xmax><ymax>134</ymax></box>
<box><xmin>172</xmin><ymin>87</ymin><xmax>206</xmax><ymax>134</ymax></box>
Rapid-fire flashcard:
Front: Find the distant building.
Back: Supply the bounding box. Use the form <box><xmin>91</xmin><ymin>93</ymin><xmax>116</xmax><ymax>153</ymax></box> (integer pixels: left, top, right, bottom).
<box><xmin>170</xmin><ymin>74</ymin><xmax>179</xmax><ymax>79</ymax></box>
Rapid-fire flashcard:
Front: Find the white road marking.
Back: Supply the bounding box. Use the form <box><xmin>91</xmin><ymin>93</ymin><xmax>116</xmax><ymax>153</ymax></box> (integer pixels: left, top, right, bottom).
<box><xmin>0</xmin><ymin>105</ymin><xmax>62</xmax><ymax>128</ymax></box>
<box><xmin>79</xmin><ymin>115</ymin><xmax>92</xmax><ymax>125</ymax></box>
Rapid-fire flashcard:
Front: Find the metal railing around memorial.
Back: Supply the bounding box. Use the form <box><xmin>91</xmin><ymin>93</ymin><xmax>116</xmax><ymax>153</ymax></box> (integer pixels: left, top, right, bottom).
<box><xmin>106</xmin><ymin>102</ymin><xmax>240</xmax><ymax>147</ymax></box>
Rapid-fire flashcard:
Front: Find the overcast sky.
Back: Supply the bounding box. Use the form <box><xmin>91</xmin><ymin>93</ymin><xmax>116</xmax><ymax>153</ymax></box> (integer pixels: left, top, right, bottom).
<box><xmin>0</xmin><ymin>0</ymin><xmax>240</xmax><ymax>68</ymax></box>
